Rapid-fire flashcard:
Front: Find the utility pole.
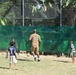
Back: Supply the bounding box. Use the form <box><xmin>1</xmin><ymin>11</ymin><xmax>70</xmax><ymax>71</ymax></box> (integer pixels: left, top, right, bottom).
<box><xmin>22</xmin><ymin>0</ymin><xmax>24</xmax><ymax>26</ymax></box>
<box><xmin>60</xmin><ymin>0</ymin><xmax>62</xmax><ymax>26</ymax></box>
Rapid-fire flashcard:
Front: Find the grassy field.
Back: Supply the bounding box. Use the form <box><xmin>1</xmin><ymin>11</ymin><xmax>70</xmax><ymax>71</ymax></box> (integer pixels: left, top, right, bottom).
<box><xmin>0</xmin><ymin>53</ymin><xmax>76</xmax><ymax>75</ymax></box>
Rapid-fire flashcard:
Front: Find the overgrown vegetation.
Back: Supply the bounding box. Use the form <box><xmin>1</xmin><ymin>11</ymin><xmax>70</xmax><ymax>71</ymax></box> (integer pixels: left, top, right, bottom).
<box><xmin>0</xmin><ymin>0</ymin><xmax>76</xmax><ymax>26</ymax></box>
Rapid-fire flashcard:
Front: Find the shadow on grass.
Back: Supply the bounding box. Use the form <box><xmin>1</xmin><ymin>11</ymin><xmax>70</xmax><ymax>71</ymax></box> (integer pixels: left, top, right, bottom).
<box><xmin>53</xmin><ymin>60</ymin><xmax>71</xmax><ymax>63</ymax></box>
<box><xmin>17</xmin><ymin>59</ymin><xmax>34</xmax><ymax>62</ymax></box>
<box><xmin>0</xmin><ymin>67</ymin><xmax>9</xmax><ymax>69</ymax></box>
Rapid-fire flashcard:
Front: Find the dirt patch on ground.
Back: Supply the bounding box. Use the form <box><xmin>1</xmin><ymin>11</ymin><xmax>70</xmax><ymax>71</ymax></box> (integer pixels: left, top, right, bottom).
<box><xmin>0</xmin><ymin>51</ymin><xmax>72</xmax><ymax>62</ymax></box>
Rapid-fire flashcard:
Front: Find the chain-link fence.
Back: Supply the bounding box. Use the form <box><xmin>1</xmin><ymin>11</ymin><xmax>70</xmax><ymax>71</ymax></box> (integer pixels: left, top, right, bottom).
<box><xmin>0</xmin><ymin>0</ymin><xmax>60</xmax><ymax>26</ymax></box>
<box><xmin>0</xmin><ymin>0</ymin><xmax>76</xmax><ymax>26</ymax></box>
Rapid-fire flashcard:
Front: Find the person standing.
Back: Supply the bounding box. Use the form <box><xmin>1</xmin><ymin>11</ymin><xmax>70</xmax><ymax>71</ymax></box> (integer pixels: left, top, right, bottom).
<box><xmin>10</xmin><ymin>38</ymin><xmax>20</xmax><ymax>54</ymax></box>
<box><xmin>6</xmin><ymin>42</ymin><xmax>17</xmax><ymax>70</ymax></box>
<box><xmin>26</xmin><ymin>29</ymin><xmax>41</xmax><ymax>62</ymax></box>
<box><xmin>10</xmin><ymin>38</ymin><xmax>17</xmax><ymax>48</ymax></box>
<box><xmin>70</xmin><ymin>41</ymin><xmax>76</xmax><ymax>63</ymax></box>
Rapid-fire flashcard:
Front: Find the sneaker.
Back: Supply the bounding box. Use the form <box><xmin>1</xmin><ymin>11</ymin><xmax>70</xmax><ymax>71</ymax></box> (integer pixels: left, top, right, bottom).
<box><xmin>34</xmin><ymin>57</ymin><xmax>36</xmax><ymax>61</ymax></box>
<box><xmin>38</xmin><ymin>59</ymin><xmax>40</xmax><ymax>62</ymax></box>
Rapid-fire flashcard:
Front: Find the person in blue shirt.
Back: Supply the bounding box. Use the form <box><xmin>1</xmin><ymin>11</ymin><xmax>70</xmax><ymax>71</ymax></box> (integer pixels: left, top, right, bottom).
<box><xmin>6</xmin><ymin>42</ymin><xmax>17</xmax><ymax>70</ymax></box>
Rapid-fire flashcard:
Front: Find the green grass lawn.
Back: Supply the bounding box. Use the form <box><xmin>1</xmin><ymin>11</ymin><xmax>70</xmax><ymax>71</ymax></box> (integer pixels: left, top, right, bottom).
<box><xmin>0</xmin><ymin>53</ymin><xmax>76</xmax><ymax>75</ymax></box>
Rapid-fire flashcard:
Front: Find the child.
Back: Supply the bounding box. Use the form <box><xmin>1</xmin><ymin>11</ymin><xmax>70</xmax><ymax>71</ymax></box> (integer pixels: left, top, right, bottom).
<box><xmin>70</xmin><ymin>41</ymin><xmax>76</xmax><ymax>63</ymax></box>
<box><xmin>6</xmin><ymin>42</ymin><xmax>17</xmax><ymax>70</ymax></box>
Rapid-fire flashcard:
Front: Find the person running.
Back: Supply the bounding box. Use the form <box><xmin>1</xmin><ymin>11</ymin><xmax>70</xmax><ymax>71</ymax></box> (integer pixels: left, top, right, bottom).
<box><xmin>6</xmin><ymin>42</ymin><xmax>17</xmax><ymax>70</ymax></box>
<box><xmin>70</xmin><ymin>41</ymin><xmax>76</xmax><ymax>63</ymax></box>
<box><xmin>26</xmin><ymin>29</ymin><xmax>41</xmax><ymax>62</ymax></box>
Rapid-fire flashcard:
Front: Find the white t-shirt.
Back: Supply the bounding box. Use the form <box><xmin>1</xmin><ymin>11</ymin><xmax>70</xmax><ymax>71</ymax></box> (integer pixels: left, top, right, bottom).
<box><xmin>37</xmin><ymin>3</ymin><xmax>42</xmax><ymax>9</ymax></box>
<box><xmin>71</xmin><ymin>44</ymin><xmax>75</xmax><ymax>53</ymax></box>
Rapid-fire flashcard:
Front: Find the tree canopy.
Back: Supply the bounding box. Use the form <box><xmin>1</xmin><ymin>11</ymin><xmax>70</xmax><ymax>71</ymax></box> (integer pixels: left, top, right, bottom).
<box><xmin>0</xmin><ymin>0</ymin><xmax>76</xmax><ymax>26</ymax></box>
